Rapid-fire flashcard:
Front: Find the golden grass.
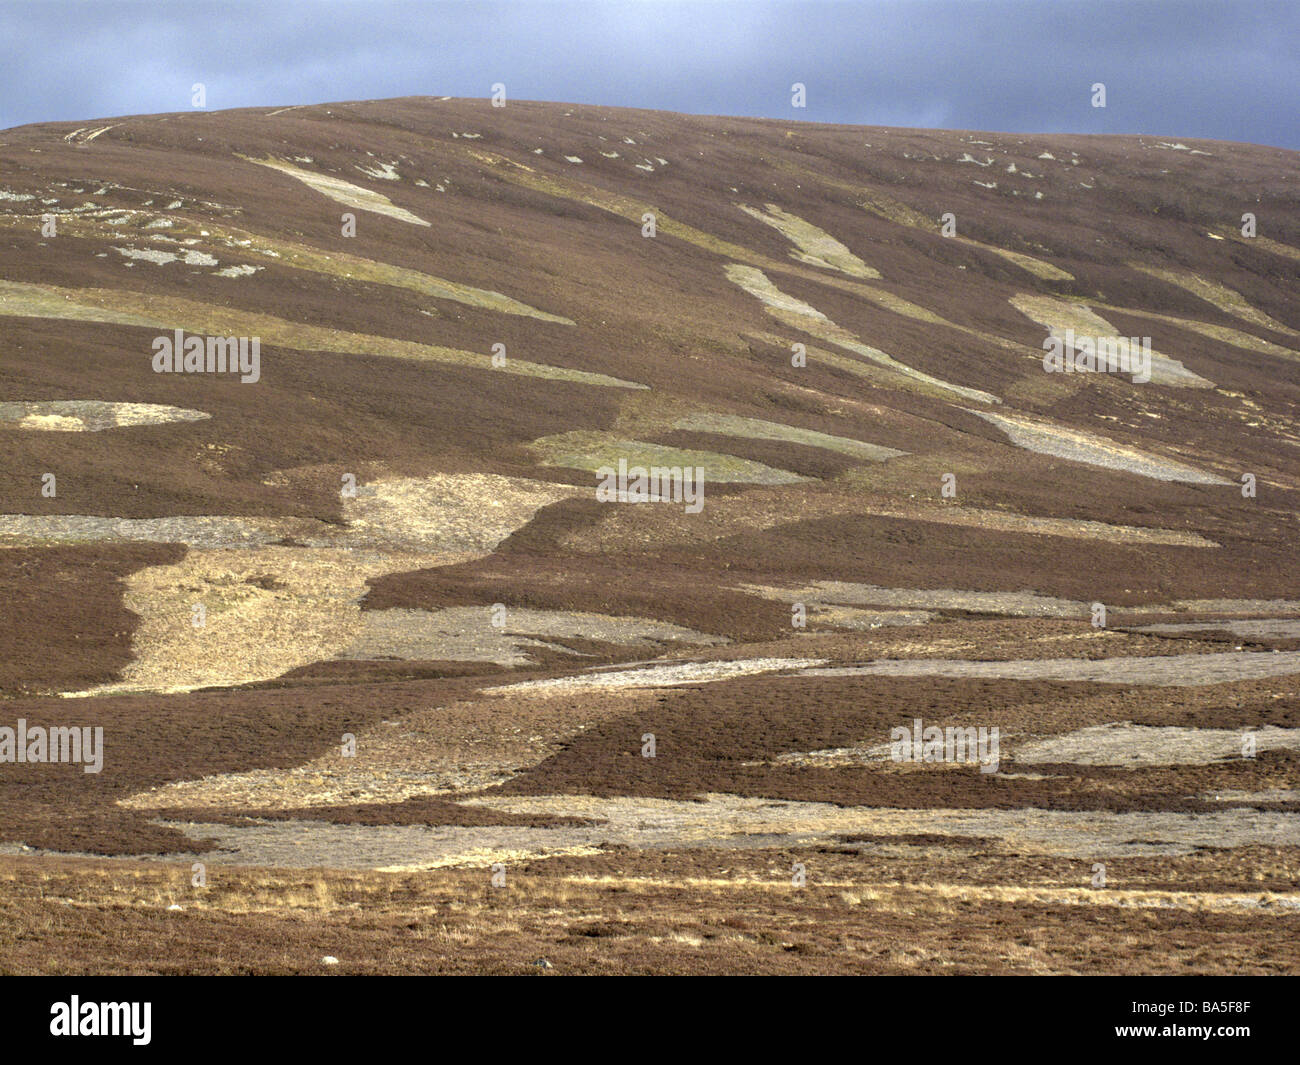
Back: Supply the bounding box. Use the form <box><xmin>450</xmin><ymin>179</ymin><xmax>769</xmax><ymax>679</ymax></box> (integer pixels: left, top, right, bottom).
<box><xmin>9</xmin><ymin>857</ymin><xmax>1294</xmax><ymax>920</ymax></box>
<box><xmin>1209</xmin><ymin>228</ymin><xmax>1300</xmax><ymax>263</ymax></box>
<box><xmin>72</xmin><ymin>473</ymin><xmax>581</xmax><ymax>694</ymax></box>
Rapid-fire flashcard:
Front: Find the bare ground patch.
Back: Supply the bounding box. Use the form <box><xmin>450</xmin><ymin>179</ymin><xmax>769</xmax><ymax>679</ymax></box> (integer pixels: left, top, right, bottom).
<box><xmin>0</xmin><ymin>400</ymin><xmax>210</xmax><ymax>431</ymax></box>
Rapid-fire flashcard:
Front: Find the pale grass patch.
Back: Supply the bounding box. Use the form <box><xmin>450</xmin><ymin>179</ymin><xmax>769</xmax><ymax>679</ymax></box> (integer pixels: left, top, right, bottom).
<box><xmin>1208</xmin><ymin>228</ymin><xmax>1300</xmax><ymax>264</ymax></box>
<box><xmin>0</xmin><ymin>279</ymin><xmax>635</xmax><ymax>386</ymax></box>
<box><xmin>1128</xmin><ymin>264</ymin><xmax>1299</xmax><ymax>337</ymax></box>
<box><xmin>66</xmin><ymin>472</ymin><xmax>580</xmax><ymax>695</ymax></box>
<box><xmin>122</xmin><ymin>687</ymin><xmax>659</xmax><ymax>814</ymax></box>
<box><xmin>528</xmin><ymin>429</ymin><xmax>807</xmax><ymax>484</ymax></box>
<box><xmin>0</xmin><ymin>208</ymin><xmax>573</xmax><ymax>323</ymax></box>
<box><xmin>672</xmin><ymin>411</ymin><xmax>905</xmax><ymax>462</ymax></box>
<box><xmin>725</xmin><ymin>264</ymin><xmax>1000</xmax><ymax>405</ymax></box>
<box><xmin>242</xmin><ymin>155</ymin><xmax>430</xmax><ymax>225</ymax></box>
<box><xmin>0</xmin><ymin>400</ymin><xmax>209</xmax><ymax>434</ymax></box>
<box><xmin>1009</xmin><ymin>292</ymin><xmax>1213</xmax><ymax>387</ymax></box>
<box><xmin>966</xmin><ymin>407</ymin><xmax>1232</xmax><ymax>484</ymax></box>
<box><xmin>736</xmin><ymin>202</ymin><xmax>881</xmax><ymax>278</ymax></box>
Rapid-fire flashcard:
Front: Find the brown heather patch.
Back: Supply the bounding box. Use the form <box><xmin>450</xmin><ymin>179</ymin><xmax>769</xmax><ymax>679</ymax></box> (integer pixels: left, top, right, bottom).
<box><xmin>0</xmin><ymin>675</ymin><xmax>490</xmax><ymax>854</ymax></box>
<box><xmin>0</xmin><ymin>544</ymin><xmax>184</xmax><ymax>695</ymax></box>
<box><xmin>485</xmin><ymin>673</ymin><xmax>1300</xmax><ymax>811</ymax></box>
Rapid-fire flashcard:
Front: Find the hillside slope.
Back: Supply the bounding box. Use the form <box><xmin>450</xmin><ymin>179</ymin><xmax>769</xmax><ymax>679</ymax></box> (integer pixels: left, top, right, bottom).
<box><xmin>0</xmin><ymin>98</ymin><xmax>1297</xmax><ymax>973</ymax></box>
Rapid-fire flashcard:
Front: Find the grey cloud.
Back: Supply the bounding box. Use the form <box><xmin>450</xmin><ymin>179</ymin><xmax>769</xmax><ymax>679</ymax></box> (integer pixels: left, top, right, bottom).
<box><xmin>0</xmin><ymin>1</ymin><xmax>1295</xmax><ymax>148</ymax></box>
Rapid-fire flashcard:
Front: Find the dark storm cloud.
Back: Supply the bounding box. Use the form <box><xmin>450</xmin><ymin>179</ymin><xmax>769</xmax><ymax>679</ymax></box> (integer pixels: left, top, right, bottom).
<box><xmin>0</xmin><ymin>0</ymin><xmax>1295</xmax><ymax>148</ymax></box>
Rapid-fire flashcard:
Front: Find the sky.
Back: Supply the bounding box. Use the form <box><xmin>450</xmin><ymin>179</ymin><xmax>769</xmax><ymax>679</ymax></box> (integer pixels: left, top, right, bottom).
<box><xmin>1</xmin><ymin>0</ymin><xmax>1296</xmax><ymax>148</ymax></box>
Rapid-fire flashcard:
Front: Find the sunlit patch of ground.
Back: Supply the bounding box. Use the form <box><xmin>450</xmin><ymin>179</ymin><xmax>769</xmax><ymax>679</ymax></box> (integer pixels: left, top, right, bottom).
<box><xmin>725</xmin><ymin>264</ymin><xmax>1000</xmax><ymax>404</ymax></box>
<box><xmin>0</xmin><ymin>400</ymin><xmax>210</xmax><ymax>432</ymax></box>
<box><xmin>742</xmin><ymin>328</ymin><xmax>997</xmax><ymax>401</ymax></box>
<box><xmin>967</xmin><ymin>243</ymin><xmax>1071</xmax><ymax>281</ymax></box>
<box><xmin>0</xmin><ymin>514</ymin><xmax>296</xmax><ymax>549</ymax></box>
<box><xmin>134</xmin><ymin>794</ymin><xmax>1300</xmax><ymax>869</ymax></box>
<box><xmin>54</xmin><ymin>474</ymin><xmax>583</xmax><ymax>694</ymax></box>
<box><xmin>120</xmin><ymin>688</ymin><xmax>663</xmax><ymax>811</ymax></box>
<box><xmin>0</xmin><ymin>208</ymin><xmax>574</xmax><ymax>323</ymax></box>
<box><xmin>241</xmin><ymin>155</ymin><xmax>430</xmax><ymax>225</ymax></box>
<box><xmin>1135</xmin><ymin>619</ymin><xmax>1300</xmax><ymax>638</ymax></box>
<box><xmin>342</xmin><ymin>606</ymin><xmax>725</xmax><ymax>665</ymax></box>
<box><xmin>0</xmin><ymin>279</ymin><xmax>160</xmax><ymax>328</ymax></box>
<box><xmin>460</xmin><ymin>145</ymin><xmax>1035</xmax><ymax>363</ymax></box>
<box><xmin>1009</xmin><ymin>293</ymin><xmax>1213</xmax><ymax>387</ymax></box>
<box><xmin>856</xmin><ymin>188</ymin><xmax>1073</xmax><ymax>280</ymax></box>
<box><xmin>742</xmin><ymin>580</ymin><xmax>1089</xmax><ymax>618</ymax></box>
<box><xmin>1091</xmin><ymin>300</ymin><xmax>1300</xmax><ymax>361</ymax></box>
<box><xmin>736</xmin><ymin>203</ymin><xmax>880</xmax><ymax>278</ymax></box>
<box><xmin>770</xmin><ymin>724</ymin><xmax>1300</xmax><ymax>769</ymax></box>
<box><xmin>836</xmin><ymin>883</ymin><xmax>1295</xmax><ymax>914</ymax></box>
<box><xmin>1012</xmin><ymin>724</ymin><xmax>1300</xmax><ymax>766</ymax></box>
<box><xmin>74</xmin><ymin>547</ymin><xmax>440</xmax><ymax>695</ymax></box>
<box><xmin>802</xmin><ymin>650</ymin><xmax>1300</xmax><ymax>685</ymax></box>
<box><xmin>460</xmin><ymin>144</ymin><xmax>973</xmax><ymax>332</ymax></box>
<box><xmin>572</xmin><ymin>482</ymin><xmax>1218</xmax><ymax>557</ymax></box>
<box><xmin>528</xmin><ymin>430</ymin><xmax>808</xmax><ymax>484</ymax></box>
<box><xmin>800</xmin><ymin>606</ymin><xmax>937</xmax><ymax>630</ymax></box>
<box><xmin>824</xmin><ymin>498</ymin><xmax>1217</xmax><ymax>547</ymax></box>
<box><xmin>966</xmin><ymin>408</ymin><xmax>1232</xmax><ymax>484</ymax></box>
<box><xmin>1208</xmin><ymin>226</ymin><xmax>1300</xmax><ymax>264</ymax></box>
<box><xmin>1201</xmin><ymin>790</ymin><xmax>1298</xmax><ymax>804</ymax></box>
<box><xmin>487</xmin><ymin>657</ymin><xmax>824</xmax><ymax>695</ymax></box>
<box><xmin>0</xmin><ymin>279</ymin><xmax>637</xmax><ymax>387</ymax></box>
<box><xmin>334</xmin><ymin>474</ymin><xmax>581</xmax><ymax>553</ymax></box>
<box><xmin>770</xmin><ymin>744</ymin><xmax>957</xmax><ymax>767</ymax></box>
<box><xmin>671</xmin><ymin>412</ymin><xmax>905</xmax><ymax>462</ymax></box>
<box><xmin>460</xmin><ymin>145</ymin><xmax>793</xmax><ymax>272</ymax></box>
<box><xmin>1170</xmin><ymin>598</ymin><xmax>1300</xmax><ymax>614</ymax></box>
<box><xmin>754</xmin><ymin>152</ymin><xmax>1070</xmax><ymax>278</ymax></box>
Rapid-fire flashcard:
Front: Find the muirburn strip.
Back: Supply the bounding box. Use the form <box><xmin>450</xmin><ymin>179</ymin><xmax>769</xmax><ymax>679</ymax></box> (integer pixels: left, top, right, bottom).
<box><xmin>802</xmin><ymin>650</ymin><xmax>1300</xmax><ymax>686</ymax></box>
<box><xmin>0</xmin><ymin>280</ymin><xmax>641</xmax><ymax>388</ymax></box>
<box><xmin>240</xmin><ymin>155</ymin><xmax>432</xmax><ymax>226</ymax></box>
<box><xmin>0</xmin><ymin>209</ymin><xmax>576</xmax><ymax>324</ymax></box>
<box><xmin>726</xmin><ymin>265</ymin><xmax>1001</xmax><ymax>405</ymax></box>
<box><xmin>966</xmin><ymin>408</ymin><xmax>1233</xmax><ymax>484</ymax></box>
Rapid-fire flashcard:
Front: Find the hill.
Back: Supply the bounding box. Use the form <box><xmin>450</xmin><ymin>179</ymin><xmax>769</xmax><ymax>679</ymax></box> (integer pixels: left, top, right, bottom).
<box><xmin>0</xmin><ymin>97</ymin><xmax>1297</xmax><ymax>973</ymax></box>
